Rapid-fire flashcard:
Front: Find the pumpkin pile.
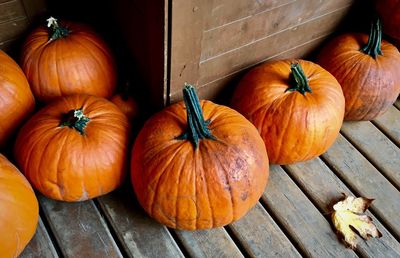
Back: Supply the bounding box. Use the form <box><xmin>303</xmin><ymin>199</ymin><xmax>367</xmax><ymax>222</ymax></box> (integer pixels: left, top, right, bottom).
<box><xmin>1</xmin><ymin>6</ymin><xmax>399</xmax><ymax>254</ymax></box>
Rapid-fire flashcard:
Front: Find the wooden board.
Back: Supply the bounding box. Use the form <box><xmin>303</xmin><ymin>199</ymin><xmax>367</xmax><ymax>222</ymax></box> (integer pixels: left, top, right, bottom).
<box><xmin>0</xmin><ymin>17</ymin><xmax>29</xmax><ymax>42</ymax></box>
<box><xmin>341</xmin><ymin>121</ymin><xmax>400</xmax><ymax>189</ymax></box>
<box><xmin>286</xmin><ymin>158</ymin><xmax>400</xmax><ymax>257</ymax></box>
<box><xmin>201</xmin><ymin>0</ymin><xmax>353</xmax><ymax>60</ymax></box>
<box><xmin>228</xmin><ymin>203</ymin><xmax>301</xmax><ymax>258</ymax></box>
<box><xmin>39</xmin><ymin>195</ymin><xmax>123</xmax><ymax>258</ymax></box>
<box><xmin>373</xmin><ymin>106</ymin><xmax>400</xmax><ymax>146</ymax></box>
<box><xmin>322</xmin><ymin>135</ymin><xmax>400</xmax><ymax>239</ymax></box>
<box><xmin>262</xmin><ymin>166</ymin><xmax>357</xmax><ymax>257</ymax></box>
<box><xmin>20</xmin><ymin>218</ymin><xmax>59</xmax><ymax>258</ymax></box>
<box><xmin>0</xmin><ymin>0</ymin><xmax>26</xmax><ymax>24</ymax></box>
<box><xmin>97</xmin><ymin>187</ymin><xmax>184</xmax><ymax>258</ymax></box>
<box><xmin>198</xmin><ymin>6</ymin><xmax>351</xmax><ymax>86</ymax></box>
<box><xmin>175</xmin><ymin>229</ymin><xmax>243</xmax><ymax>258</ymax></box>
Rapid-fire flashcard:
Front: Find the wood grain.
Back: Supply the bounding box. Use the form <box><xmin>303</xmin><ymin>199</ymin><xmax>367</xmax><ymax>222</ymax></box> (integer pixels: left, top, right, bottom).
<box><xmin>97</xmin><ymin>187</ymin><xmax>184</xmax><ymax>258</ymax></box>
<box><xmin>262</xmin><ymin>166</ymin><xmax>357</xmax><ymax>257</ymax></box>
<box><xmin>201</xmin><ymin>0</ymin><xmax>353</xmax><ymax>60</ymax></box>
<box><xmin>228</xmin><ymin>203</ymin><xmax>301</xmax><ymax>258</ymax></box>
<box><xmin>0</xmin><ymin>0</ymin><xmax>26</xmax><ymax>24</ymax></box>
<box><xmin>205</xmin><ymin>0</ymin><xmax>293</xmax><ymax>31</ymax></box>
<box><xmin>175</xmin><ymin>228</ymin><xmax>243</xmax><ymax>258</ymax></box>
<box><xmin>20</xmin><ymin>218</ymin><xmax>59</xmax><ymax>258</ymax></box>
<box><xmin>21</xmin><ymin>0</ymin><xmax>46</xmax><ymax>21</ymax></box>
<box><xmin>39</xmin><ymin>195</ymin><xmax>123</xmax><ymax>258</ymax></box>
<box><xmin>286</xmin><ymin>158</ymin><xmax>400</xmax><ymax>257</ymax></box>
<box><xmin>322</xmin><ymin>135</ymin><xmax>400</xmax><ymax>239</ymax></box>
<box><xmin>373</xmin><ymin>106</ymin><xmax>400</xmax><ymax>146</ymax></box>
<box><xmin>198</xmin><ymin>7</ymin><xmax>350</xmax><ymax>86</ymax></box>
<box><xmin>341</xmin><ymin>121</ymin><xmax>400</xmax><ymax>189</ymax></box>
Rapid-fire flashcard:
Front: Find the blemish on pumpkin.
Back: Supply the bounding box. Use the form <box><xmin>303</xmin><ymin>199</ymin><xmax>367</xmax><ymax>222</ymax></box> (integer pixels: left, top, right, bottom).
<box><xmin>241</xmin><ymin>192</ymin><xmax>248</xmax><ymax>201</ymax></box>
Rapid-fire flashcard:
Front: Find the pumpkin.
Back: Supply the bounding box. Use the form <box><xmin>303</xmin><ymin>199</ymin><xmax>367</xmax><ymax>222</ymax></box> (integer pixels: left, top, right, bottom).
<box><xmin>0</xmin><ymin>154</ymin><xmax>39</xmax><ymax>257</ymax></box>
<box><xmin>317</xmin><ymin>18</ymin><xmax>400</xmax><ymax>120</ymax></box>
<box><xmin>0</xmin><ymin>50</ymin><xmax>35</xmax><ymax>148</ymax></box>
<box><xmin>21</xmin><ymin>17</ymin><xmax>117</xmax><ymax>103</ymax></box>
<box><xmin>376</xmin><ymin>0</ymin><xmax>400</xmax><ymax>45</ymax></box>
<box><xmin>231</xmin><ymin>60</ymin><xmax>345</xmax><ymax>165</ymax></box>
<box><xmin>131</xmin><ymin>84</ymin><xmax>269</xmax><ymax>230</ymax></box>
<box><xmin>14</xmin><ymin>94</ymin><xmax>129</xmax><ymax>201</ymax></box>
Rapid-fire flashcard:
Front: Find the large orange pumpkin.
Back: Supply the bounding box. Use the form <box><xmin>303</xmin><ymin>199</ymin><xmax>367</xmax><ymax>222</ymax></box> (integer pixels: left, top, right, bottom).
<box><xmin>0</xmin><ymin>50</ymin><xmax>35</xmax><ymax>148</ymax></box>
<box><xmin>131</xmin><ymin>84</ymin><xmax>269</xmax><ymax>230</ymax></box>
<box><xmin>21</xmin><ymin>17</ymin><xmax>117</xmax><ymax>103</ymax></box>
<box><xmin>14</xmin><ymin>94</ymin><xmax>129</xmax><ymax>201</ymax></box>
<box><xmin>317</xmin><ymin>19</ymin><xmax>400</xmax><ymax>120</ymax></box>
<box><xmin>0</xmin><ymin>154</ymin><xmax>39</xmax><ymax>257</ymax></box>
<box><xmin>376</xmin><ymin>0</ymin><xmax>400</xmax><ymax>45</ymax></box>
<box><xmin>231</xmin><ymin>60</ymin><xmax>345</xmax><ymax>165</ymax></box>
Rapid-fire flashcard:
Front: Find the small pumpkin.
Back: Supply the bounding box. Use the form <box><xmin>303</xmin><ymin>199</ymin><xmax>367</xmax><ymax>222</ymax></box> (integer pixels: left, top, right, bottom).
<box><xmin>110</xmin><ymin>82</ymin><xmax>138</xmax><ymax>121</ymax></box>
<box><xmin>231</xmin><ymin>60</ymin><xmax>345</xmax><ymax>165</ymax></box>
<box><xmin>0</xmin><ymin>153</ymin><xmax>39</xmax><ymax>257</ymax></box>
<box><xmin>0</xmin><ymin>50</ymin><xmax>35</xmax><ymax>148</ymax></box>
<box><xmin>317</xmin><ymin>18</ymin><xmax>400</xmax><ymax>120</ymax></box>
<box><xmin>376</xmin><ymin>0</ymin><xmax>400</xmax><ymax>45</ymax></box>
<box><xmin>21</xmin><ymin>17</ymin><xmax>117</xmax><ymax>103</ymax></box>
<box><xmin>131</xmin><ymin>84</ymin><xmax>269</xmax><ymax>230</ymax></box>
<box><xmin>14</xmin><ymin>94</ymin><xmax>129</xmax><ymax>201</ymax></box>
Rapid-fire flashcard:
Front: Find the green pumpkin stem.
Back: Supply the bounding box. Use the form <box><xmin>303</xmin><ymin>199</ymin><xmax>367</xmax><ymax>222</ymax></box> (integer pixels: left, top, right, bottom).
<box><xmin>176</xmin><ymin>83</ymin><xmax>216</xmax><ymax>149</ymax></box>
<box><xmin>361</xmin><ymin>18</ymin><xmax>383</xmax><ymax>58</ymax></box>
<box><xmin>287</xmin><ymin>63</ymin><xmax>312</xmax><ymax>95</ymax></box>
<box><xmin>47</xmin><ymin>17</ymin><xmax>70</xmax><ymax>41</ymax></box>
<box><xmin>60</xmin><ymin>108</ymin><xmax>90</xmax><ymax>135</ymax></box>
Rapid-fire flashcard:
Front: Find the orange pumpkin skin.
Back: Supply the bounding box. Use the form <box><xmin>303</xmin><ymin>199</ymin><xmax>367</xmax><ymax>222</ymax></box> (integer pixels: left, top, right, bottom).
<box><xmin>131</xmin><ymin>88</ymin><xmax>269</xmax><ymax>230</ymax></box>
<box><xmin>14</xmin><ymin>95</ymin><xmax>129</xmax><ymax>202</ymax></box>
<box><xmin>376</xmin><ymin>0</ymin><xmax>400</xmax><ymax>44</ymax></box>
<box><xmin>0</xmin><ymin>51</ymin><xmax>35</xmax><ymax>148</ymax></box>
<box><xmin>317</xmin><ymin>33</ymin><xmax>400</xmax><ymax>120</ymax></box>
<box><xmin>0</xmin><ymin>154</ymin><xmax>39</xmax><ymax>257</ymax></box>
<box><xmin>21</xmin><ymin>19</ymin><xmax>117</xmax><ymax>103</ymax></box>
<box><xmin>231</xmin><ymin>60</ymin><xmax>345</xmax><ymax>165</ymax></box>
<box><xmin>110</xmin><ymin>94</ymin><xmax>138</xmax><ymax>121</ymax></box>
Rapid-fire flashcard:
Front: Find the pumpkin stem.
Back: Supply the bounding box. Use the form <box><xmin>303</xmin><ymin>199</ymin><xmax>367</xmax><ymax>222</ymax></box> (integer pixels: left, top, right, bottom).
<box><xmin>176</xmin><ymin>83</ymin><xmax>216</xmax><ymax>149</ymax></box>
<box><xmin>47</xmin><ymin>16</ymin><xmax>70</xmax><ymax>41</ymax></box>
<box><xmin>60</xmin><ymin>108</ymin><xmax>90</xmax><ymax>135</ymax></box>
<box><xmin>361</xmin><ymin>18</ymin><xmax>383</xmax><ymax>58</ymax></box>
<box><xmin>287</xmin><ymin>63</ymin><xmax>312</xmax><ymax>95</ymax></box>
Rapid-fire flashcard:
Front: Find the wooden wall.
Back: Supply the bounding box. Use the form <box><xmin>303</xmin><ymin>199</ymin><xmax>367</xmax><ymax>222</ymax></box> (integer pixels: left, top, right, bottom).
<box><xmin>168</xmin><ymin>0</ymin><xmax>360</xmax><ymax>103</ymax></box>
<box><xmin>0</xmin><ymin>0</ymin><xmax>46</xmax><ymax>54</ymax></box>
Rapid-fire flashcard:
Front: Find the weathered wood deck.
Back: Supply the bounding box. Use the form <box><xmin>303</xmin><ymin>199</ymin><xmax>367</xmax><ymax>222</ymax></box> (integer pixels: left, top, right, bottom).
<box><xmin>20</xmin><ymin>100</ymin><xmax>400</xmax><ymax>258</ymax></box>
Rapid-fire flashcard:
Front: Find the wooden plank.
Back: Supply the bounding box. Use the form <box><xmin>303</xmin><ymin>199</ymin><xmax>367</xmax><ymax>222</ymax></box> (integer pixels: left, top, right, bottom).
<box><xmin>205</xmin><ymin>0</ymin><xmax>292</xmax><ymax>31</ymax></box>
<box><xmin>169</xmin><ymin>0</ymin><xmax>212</xmax><ymax>103</ymax></box>
<box><xmin>97</xmin><ymin>187</ymin><xmax>185</xmax><ymax>258</ymax></box>
<box><xmin>373</xmin><ymin>106</ymin><xmax>400</xmax><ymax>146</ymax></box>
<box><xmin>39</xmin><ymin>195</ymin><xmax>123</xmax><ymax>258</ymax></box>
<box><xmin>20</xmin><ymin>217</ymin><xmax>59</xmax><ymax>258</ymax></box>
<box><xmin>175</xmin><ymin>229</ymin><xmax>243</xmax><ymax>258</ymax></box>
<box><xmin>322</xmin><ymin>135</ymin><xmax>400</xmax><ymax>238</ymax></box>
<box><xmin>261</xmin><ymin>166</ymin><xmax>357</xmax><ymax>257</ymax></box>
<box><xmin>201</xmin><ymin>0</ymin><xmax>353</xmax><ymax>60</ymax></box>
<box><xmin>228</xmin><ymin>203</ymin><xmax>301</xmax><ymax>258</ymax></box>
<box><xmin>0</xmin><ymin>17</ymin><xmax>29</xmax><ymax>42</ymax></box>
<box><xmin>0</xmin><ymin>38</ymin><xmax>17</xmax><ymax>52</ymax></box>
<box><xmin>341</xmin><ymin>121</ymin><xmax>400</xmax><ymax>189</ymax></box>
<box><xmin>286</xmin><ymin>158</ymin><xmax>400</xmax><ymax>257</ymax></box>
<box><xmin>395</xmin><ymin>99</ymin><xmax>400</xmax><ymax>109</ymax></box>
<box><xmin>198</xmin><ymin>7</ymin><xmax>351</xmax><ymax>86</ymax></box>
<box><xmin>0</xmin><ymin>0</ymin><xmax>26</xmax><ymax>24</ymax></box>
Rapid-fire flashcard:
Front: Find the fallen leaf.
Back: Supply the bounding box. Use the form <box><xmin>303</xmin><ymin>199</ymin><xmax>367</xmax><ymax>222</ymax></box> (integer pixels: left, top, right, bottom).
<box><xmin>331</xmin><ymin>194</ymin><xmax>382</xmax><ymax>249</ymax></box>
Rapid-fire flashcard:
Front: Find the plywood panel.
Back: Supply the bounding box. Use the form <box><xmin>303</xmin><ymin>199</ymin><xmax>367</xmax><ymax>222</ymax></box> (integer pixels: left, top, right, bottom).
<box><xmin>201</xmin><ymin>0</ymin><xmax>353</xmax><ymax>60</ymax></box>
